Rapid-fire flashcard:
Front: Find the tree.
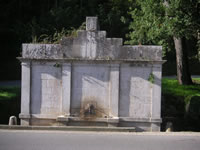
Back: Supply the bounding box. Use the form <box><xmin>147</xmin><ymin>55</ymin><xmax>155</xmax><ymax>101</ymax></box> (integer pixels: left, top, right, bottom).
<box><xmin>126</xmin><ymin>0</ymin><xmax>200</xmax><ymax>85</ymax></box>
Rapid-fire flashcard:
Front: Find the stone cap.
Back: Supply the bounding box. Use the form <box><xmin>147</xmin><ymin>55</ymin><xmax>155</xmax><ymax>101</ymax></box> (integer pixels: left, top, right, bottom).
<box><xmin>21</xmin><ymin>17</ymin><xmax>163</xmax><ymax>61</ymax></box>
<box><xmin>86</xmin><ymin>17</ymin><xmax>99</xmax><ymax>31</ymax></box>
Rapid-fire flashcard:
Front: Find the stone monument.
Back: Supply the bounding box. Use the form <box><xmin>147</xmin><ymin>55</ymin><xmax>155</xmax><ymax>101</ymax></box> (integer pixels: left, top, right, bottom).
<box><xmin>18</xmin><ymin>17</ymin><xmax>164</xmax><ymax>131</ymax></box>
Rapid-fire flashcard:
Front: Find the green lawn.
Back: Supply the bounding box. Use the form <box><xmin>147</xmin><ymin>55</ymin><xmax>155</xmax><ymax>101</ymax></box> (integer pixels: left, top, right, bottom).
<box><xmin>162</xmin><ymin>78</ymin><xmax>200</xmax><ymax>131</ymax></box>
<box><xmin>0</xmin><ymin>86</ymin><xmax>20</xmax><ymax>100</ymax></box>
<box><xmin>162</xmin><ymin>78</ymin><xmax>200</xmax><ymax>103</ymax></box>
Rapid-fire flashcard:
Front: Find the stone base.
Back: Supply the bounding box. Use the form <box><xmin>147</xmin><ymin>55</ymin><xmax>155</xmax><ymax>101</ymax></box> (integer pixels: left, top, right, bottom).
<box><xmin>20</xmin><ymin>119</ymin><xmax>30</xmax><ymax>126</ymax></box>
<box><xmin>119</xmin><ymin>118</ymin><xmax>161</xmax><ymax>132</ymax></box>
<box><xmin>119</xmin><ymin>122</ymin><xmax>161</xmax><ymax>132</ymax></box>
<box><xmin>57</xmin><ymin>117</ymin><xmax>119</xmax><ymax>127</ymax></box>
<box><xmin>20</xmin><ymin>115</ymin><xmax>161</xmax><ymax>131</ymax></box>
<box><xmin>19</xmin><ymin>113</ymin><xmax>31</xmax><ymax>125</ymax></box>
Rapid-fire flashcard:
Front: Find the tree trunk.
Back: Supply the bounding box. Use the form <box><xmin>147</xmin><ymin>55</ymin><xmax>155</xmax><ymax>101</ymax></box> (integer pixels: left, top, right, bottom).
<box><xmin>198</xmin><ymin>32</ymin><xmax>200</xmax><ymax>61</ymax></box>
<box><xmin>173</xmin><ymin>37</ymin><xmax>193</xmax><ymax>85</ymax></box>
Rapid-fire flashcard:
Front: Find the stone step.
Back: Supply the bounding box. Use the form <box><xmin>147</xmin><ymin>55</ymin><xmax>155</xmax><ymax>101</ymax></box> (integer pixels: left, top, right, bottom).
<box><xmin>0</xmin><ymin>125</ymin><xmax>135</xmax><ymax>132</ymax></box>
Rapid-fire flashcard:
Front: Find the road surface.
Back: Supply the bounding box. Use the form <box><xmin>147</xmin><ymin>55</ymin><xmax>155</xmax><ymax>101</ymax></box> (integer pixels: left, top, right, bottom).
<box><xmin>0</xmin><ymin>130</ymin><xmax>200</xmax><ymax>150</ymax></box>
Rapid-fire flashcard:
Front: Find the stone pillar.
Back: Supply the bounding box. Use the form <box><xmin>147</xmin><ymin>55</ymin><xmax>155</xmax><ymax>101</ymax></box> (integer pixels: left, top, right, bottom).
<box><xmin>62</xmin><ymin>63</ymin><xmax>72</xmax><ymax>116</ymax></box>
<box><xmin>110</xmin><ymin>64</ymin><xmax>120</xmax><ymax>118</ymax></box>
<box><xmin>151</xmin><ymin>64</ymin><xmax>162</xmax><ymax>131</ymax></box>
<box><xmin>19</xmin><ymin>61</ymin><xmax>31</xmax><ymax>125</ymax></box>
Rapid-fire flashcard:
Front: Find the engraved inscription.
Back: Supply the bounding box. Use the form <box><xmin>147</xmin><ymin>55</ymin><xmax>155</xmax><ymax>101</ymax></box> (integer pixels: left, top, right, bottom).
<box><xmin>40</xmin><ymin>72</ymin><xmax>62</xmax><ymax>114</ymax></box>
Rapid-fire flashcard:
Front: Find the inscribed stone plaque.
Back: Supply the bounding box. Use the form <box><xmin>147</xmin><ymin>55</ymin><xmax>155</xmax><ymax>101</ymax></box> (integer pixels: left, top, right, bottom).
<box><xmin>31</xmin><ymin>63</ymin><xmax>62</xmax><ymax>115</ymax></box>
<box><xmin>120</xmin><ymin>66</ymin><xmax>152</xmax><ymax>118</ymax></box>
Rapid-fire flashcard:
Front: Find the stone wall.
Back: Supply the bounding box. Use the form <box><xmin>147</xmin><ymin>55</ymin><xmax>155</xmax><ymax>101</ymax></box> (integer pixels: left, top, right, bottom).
<box><xmin>19</xmin><ymin>17</ymin><xmax>164</xmax><ymax>131</ymax></box>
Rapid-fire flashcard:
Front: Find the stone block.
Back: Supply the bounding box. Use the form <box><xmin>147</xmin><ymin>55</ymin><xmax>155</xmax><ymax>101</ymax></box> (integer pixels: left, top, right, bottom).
<box><xmin>22</xmin><ymin>44</ymin><xmax>62</xmax><ymax>59</ymax></box>
<box><xmin>86</xmin><ymin>17</ymin><xmax>99</xmax><ymax>31</ymax></box>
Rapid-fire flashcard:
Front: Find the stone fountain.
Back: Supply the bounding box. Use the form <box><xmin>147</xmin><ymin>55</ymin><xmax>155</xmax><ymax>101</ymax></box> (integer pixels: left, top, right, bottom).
<box><xmin>18</xmin><ymin>17</ymin><xmax>164</xmax><ymax>131</ymax></box>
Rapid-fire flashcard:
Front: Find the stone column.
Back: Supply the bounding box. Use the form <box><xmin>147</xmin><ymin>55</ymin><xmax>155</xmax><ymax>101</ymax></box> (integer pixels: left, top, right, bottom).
<box><xmin>151</xmin><ymin>64</ymin><xmax>162</xmax><ymax>131</ymax></box>
<box><xmin>110</xmin><ymin>64</ymin><xmax>120</xmax><ymax>118</ymax></box>
<box><xmin>62</xmin><ymin>63</ymin><xmax>72</xmax><ymax>116</ymax></box>
<box><xmin>19</xmin><ymin>61</ymin><xmax>31</xmax><ymax>125</ymax></box>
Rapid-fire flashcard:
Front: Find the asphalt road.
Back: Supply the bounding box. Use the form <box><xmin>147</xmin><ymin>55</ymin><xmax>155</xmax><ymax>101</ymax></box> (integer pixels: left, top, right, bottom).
<box><xmin>0</xmin><ymin>130</ymin><xmax>200</xmax><ymax>150</ymax></box>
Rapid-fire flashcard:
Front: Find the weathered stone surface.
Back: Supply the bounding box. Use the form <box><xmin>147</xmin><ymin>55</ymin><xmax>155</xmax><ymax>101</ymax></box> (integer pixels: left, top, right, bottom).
<box><xmin>86</xmin><ymin>16</ymin><xmax>99</xmax><ymax>31</ymax></box>
<box><xmin>22</xmin><ymin>44</ymin><xmax>62</xmax><ymax>59</ymax></box>
<box><xmin>60</xmin><ymin>30</ymin><xmax>123</xmax><ymax>59</ymax></box>
<box><xmin>19</xmin><ymin>17</ymin><xmax>164</xmax><ymax>131</ymax></box>
<box><xmin>22</xmin><ymin>18</ymin><xmax>162</xmax><ymax>61</ymax></box>
<box><xmin>119</xmin><ymin>65</ymin><xmax>152</xmax><ymax>118</ymax></box>
<box><xmin>31</xmin><ymin>62</ymin><xmax>62</xmax><ymax>115</ymax></box>
<box><xmin>71</xmin><ymin>64</ymin><xmax>110</xmax><ymax>117</ymax></box>
<box><xmin>23</xmin><ymin>38</ymin><xmax>161</xmax><ymax>61</ymax></box>
<box><xmin>120</xmin><ymin>46</ymin><xmax>162</xmax><ymax>60</ymax></box>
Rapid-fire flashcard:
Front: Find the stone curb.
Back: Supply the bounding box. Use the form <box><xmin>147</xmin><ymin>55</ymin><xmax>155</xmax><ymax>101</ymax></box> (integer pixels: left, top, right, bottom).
<box><xmin>0</xmin><ymin>125</ymin><xmax>135</xmax><ymax>132</ymax></box>
<box><xmin>1</xmin><ymin>125</ymin><xmax>200</xmax><ymax>136</ymax></box>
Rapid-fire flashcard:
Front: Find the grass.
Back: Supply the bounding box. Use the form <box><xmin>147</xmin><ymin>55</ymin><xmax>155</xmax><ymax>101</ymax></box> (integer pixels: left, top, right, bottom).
<box><xmin>162</xmin><ymin>78</ymin><xmax>200</xmax><ymax>131</ymax></box>
<box><xmin>162</xmin><ymin>78</ymin><xmax>200</xmax><ymax>104</ymax></box>
<box><xmin>0</xmin><ymin>86</ymin><xmax>20</xmax><ymax>100</ymax></box>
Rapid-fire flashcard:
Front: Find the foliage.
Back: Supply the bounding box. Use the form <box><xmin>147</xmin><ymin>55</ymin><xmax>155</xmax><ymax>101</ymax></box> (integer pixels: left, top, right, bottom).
<box><xmin>126</xmin><ymin>0</ymin><xmax>200</xmax><ymax>56</ymax></box>
<box><xmin>126</xmin><ymin>0</ymin><xmax>168</xmax><ymax>45</ymax></box>
<box><xmin>165</xmin><ymin>0</ymin><xmax>200</xmax><ymax>38</ymax></box>
<box><xmin>0</xmin><ymin>0</ymin><xmax>199</xmax><ymax>82</ymax></box>
<box><xmin>148</xmin><ymin>73</ymin><xmax>155</xmax><ymax>84</ymax></box>
<box><xmin>53</xmin><ymin>62</ymin><xmax>61</xmax><ymax>68</ymax></box>
<box><xmin>162</xmin><ymin>78</ymin><xmax>200</xmax><ymax>103</ymax></box>
<box><xmin>98</xmin><ymin>0</ymin><xmax>133</xmax><ymax>38</ymax></box>
<box><xmin>0</xmin><ymin>87</ymin><xmax>20</xmax><ymax>100</ymax></box>
<box><xmin>34</xmin><ymin>22</ymin><xmax>86</xmax><ymax>44</ymax></box>
<box><xmin>0</xmin><ymin>0</ymin><xmax>132</xmax><ymax>59</ymax></box>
